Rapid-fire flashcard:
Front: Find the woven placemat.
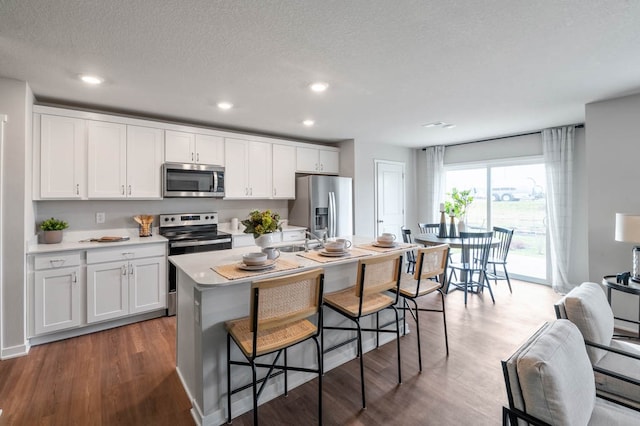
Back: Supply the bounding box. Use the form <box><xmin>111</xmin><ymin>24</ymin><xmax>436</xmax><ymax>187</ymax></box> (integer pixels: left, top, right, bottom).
<box><xmin>296</xmin><ymin>248</ymin><xmax>373</xmax><ymax>263</ymax></box>
<box><xmin>212</xmin><ymin>258</ymin><xmax>301</xmax><ymax>280</ymax></box>
<box><xmin>356</xmin><ymin>242</ymin><xmax>417</xmax><ymax>253</ymax></box>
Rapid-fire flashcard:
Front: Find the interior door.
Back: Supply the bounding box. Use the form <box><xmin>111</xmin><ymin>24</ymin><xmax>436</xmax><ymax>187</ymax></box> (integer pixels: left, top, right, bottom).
<box><xmin>375</xmin><ymin>160</ymin><xmax>405</xmax><ymax>238</ymax></box>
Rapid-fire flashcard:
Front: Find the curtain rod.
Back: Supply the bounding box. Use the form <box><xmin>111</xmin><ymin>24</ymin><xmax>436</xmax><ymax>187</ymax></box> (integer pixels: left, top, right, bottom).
<box><xmin>420</xmin><ymin>123</ymin><xmax>584</xmax><ymax>151</ymax></box>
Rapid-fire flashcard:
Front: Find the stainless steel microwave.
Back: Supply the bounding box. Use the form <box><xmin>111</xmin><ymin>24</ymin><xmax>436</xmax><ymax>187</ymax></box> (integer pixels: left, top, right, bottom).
<box><xmin>163</xmin><ymin>163</ymin><xmax>225</xmax><ymax>197</ymax></box>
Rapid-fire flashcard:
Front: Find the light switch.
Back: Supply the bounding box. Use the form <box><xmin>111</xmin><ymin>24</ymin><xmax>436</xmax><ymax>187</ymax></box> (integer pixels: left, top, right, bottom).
<box><xmin>96</xmin><ymin>212</ymin><xmax>106</xmax><ymax>224</ymax></box>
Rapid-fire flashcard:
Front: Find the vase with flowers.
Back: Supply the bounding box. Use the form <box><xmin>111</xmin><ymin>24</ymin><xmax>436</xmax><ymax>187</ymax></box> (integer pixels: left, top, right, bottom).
<box><xmin>444</xmin><ymin>188</ymin><xmax>474</xmax><ymax>236</ymax></box>
<box><xmin>241</xmin><ymin>209</ymin><xmax>282</xmax><ymax>248</ymax></box>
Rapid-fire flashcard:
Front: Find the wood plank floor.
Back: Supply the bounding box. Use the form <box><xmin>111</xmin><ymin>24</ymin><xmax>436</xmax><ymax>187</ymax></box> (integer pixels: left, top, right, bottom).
<box><xmin>0</xmin><ymin>280</ymin><xmax>559</xmax><ymax>425</ymax></box>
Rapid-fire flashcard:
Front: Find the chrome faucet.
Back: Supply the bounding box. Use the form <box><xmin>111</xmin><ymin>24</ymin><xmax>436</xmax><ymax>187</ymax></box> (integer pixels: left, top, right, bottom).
<box><xmin>304</xmin><ymin>230</ymin><xmax>326</xmax><ymax>251</ymax></box>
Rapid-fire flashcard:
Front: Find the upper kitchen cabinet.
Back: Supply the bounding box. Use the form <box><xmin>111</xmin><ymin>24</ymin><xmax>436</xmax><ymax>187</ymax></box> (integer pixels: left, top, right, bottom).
<box><xmin>224</xmin><ymin>138</ymin><xmax>272</xmax><ymax>199</ymax></box>
<box><xmin>272</xmin><ymin>144</ymin><xmax>296</xmax><ymax>199</ymax></box>
<box><xmin>165</xmin><ymin>130</ymin><xmax>224</xmax><ymax>165</ymax></box>
<box><xmin>87</xmin><ymin>122</ymin><xmax>163</xmax><ymax>199</ymax></box>
<box><xmin>40</xmin><ymin>115</ymin><xmax>86</xmax><ymax>199</ymax></box>
<box><xmin>296</xmin><ymin>145</ymin><xmax>339</xmax><ymax>174</ymax></box>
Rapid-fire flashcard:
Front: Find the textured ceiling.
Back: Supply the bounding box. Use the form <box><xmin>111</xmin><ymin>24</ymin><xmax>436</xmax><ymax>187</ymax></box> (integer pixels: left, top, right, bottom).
<box><xmin>2</xmin><ymin>0</ymin><xmax>640</xmax><ymax>147</ymax></box>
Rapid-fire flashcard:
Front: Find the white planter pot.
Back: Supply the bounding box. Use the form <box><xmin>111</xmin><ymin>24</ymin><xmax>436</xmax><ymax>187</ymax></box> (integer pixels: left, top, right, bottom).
<box><xmin>255</xmin><ymin>233</ymin><xmax>278</xmax><ymax>248</ymax></box>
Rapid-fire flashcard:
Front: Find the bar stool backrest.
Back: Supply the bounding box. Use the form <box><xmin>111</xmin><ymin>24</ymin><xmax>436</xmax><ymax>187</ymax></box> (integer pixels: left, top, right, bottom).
<box><xmin>250</xmin><ymin>268</ymin><xmax>324</xmax><ymax>333</ymax></box>
<box><xmin>355</xmin><ymin>253</ymin><xmax>402</xmax><ymax>298</ymax></box>
<box><xmin>414</xmin><ymin>244</ymin><xmax>449</xmax><ymax>284</ymax></box>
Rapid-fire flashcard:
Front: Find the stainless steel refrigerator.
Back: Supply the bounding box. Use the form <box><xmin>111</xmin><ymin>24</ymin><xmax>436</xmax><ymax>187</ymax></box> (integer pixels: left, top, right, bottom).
<box><xmin>288</xmin><ymin>175</ymin><xmax>353</xmax><ymax>238</ymax></box>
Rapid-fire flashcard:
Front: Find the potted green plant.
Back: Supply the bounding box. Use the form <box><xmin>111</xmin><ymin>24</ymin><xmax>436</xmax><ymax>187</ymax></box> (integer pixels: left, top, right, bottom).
<box><xmin>444</xmin><ymin>188</ymin><xmax>474</xmax><ymax>232</ymax></box>
<box><xmin>241</xmin><ymin>209</ymin><xmax>282</xmax><ymax>248</ymax></box>
<box><xmin>40</xmin><ymin>217</ymin><xmax>69</xmax><ymax>244</ymax></box>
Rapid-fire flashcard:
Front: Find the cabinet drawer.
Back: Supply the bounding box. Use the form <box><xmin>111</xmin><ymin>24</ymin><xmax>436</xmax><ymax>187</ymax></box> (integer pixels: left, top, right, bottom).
<box><xmin>282</xmin><ymin>230</ymin><xmax>305</xmax><ymax>242</ymax></box>
<box><xmin>34</xmin><ymin>252</ymin><xmax>82</xmax><ymax>270</ymax></box>
<box><xmin>87</xmin><ymin>244</ymin><xmax>166</xmax><ymax>264</ymax></box>
<box><xmin>233</xmin><ymin>234</ymin><xmax>256</xmax><ymax>248</ymax></box>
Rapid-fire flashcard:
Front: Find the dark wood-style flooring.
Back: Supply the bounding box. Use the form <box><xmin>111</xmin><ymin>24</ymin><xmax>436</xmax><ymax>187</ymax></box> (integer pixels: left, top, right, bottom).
<box><xmin>0</xmin><ymin>280</ymin><xmax>560</xmax><ymax>425</ymax></box>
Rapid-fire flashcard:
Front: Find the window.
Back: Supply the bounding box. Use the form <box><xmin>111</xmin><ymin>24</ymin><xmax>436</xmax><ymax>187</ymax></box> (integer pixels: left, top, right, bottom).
<box><xmin>444</xmin><ymin>160</ymin><xmax>547</xmax><ymax>282</ymax></box>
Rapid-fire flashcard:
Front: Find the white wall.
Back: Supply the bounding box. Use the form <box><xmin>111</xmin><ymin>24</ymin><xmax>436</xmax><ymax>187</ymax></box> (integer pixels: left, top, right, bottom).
<box><xmin>0</xmin><ymin>77</ymin><xmax>34</xmax><ymax>358</ymax></box>
<box><xmin>586</xmin><ymin>92</ymin><xmax>640</xmax><ymax>331</ymax></box>
<box><xmin>353</xmin><ymin>141</ymin><xmax>417</xmax><ymax>238</ymax></box>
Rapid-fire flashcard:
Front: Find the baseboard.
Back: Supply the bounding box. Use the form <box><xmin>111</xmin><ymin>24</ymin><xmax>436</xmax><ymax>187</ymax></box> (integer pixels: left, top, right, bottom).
<box><xmin>1</xmin><ymin>341</ymin><xmax>30</xmax><ymax>360</ymax></box>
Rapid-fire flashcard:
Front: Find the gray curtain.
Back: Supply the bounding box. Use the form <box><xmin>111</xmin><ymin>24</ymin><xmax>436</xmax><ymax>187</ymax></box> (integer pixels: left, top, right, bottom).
<box><xmin>425</xmin><ymin>145</ymin><xmax>445</xmax><ymax>223</ymax></box>
<box><xmin>542</xmin><ymin>126</ymin><xmax>575</xmax><ymax>293</ymax></box>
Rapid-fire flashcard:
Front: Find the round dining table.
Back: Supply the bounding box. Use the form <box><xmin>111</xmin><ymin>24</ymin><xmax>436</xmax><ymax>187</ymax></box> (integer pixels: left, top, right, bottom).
<box><xmin>413</xmin><ymin>233</ymin><xmax>498</xmax><ymax>248</ymax></box>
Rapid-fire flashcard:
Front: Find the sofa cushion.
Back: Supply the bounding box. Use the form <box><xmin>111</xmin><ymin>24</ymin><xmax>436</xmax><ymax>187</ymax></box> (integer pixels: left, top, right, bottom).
<box><xmin>563</xmin><ymin>282</ymin><xmax>614</xmax><ymax>363</ymax></box>
<box><xmin>589</xmin><ymin>397</ymin><xmax>640</xmax><ymax>425</ymax></box>
<box><xmin>594</xmin><ymin>339</ymin><xmax>640</xmax><ymax>408</ymax></box>
<box><xmin>517</xmin><ymin>320</ymin><xmax>595</xmax><ymax>426</ymax></box>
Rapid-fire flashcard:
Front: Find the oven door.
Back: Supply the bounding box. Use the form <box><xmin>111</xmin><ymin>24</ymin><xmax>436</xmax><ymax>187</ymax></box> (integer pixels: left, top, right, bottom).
<box><xmin>163</xmin><ymin>163</ymin><xmax>224</xmax><ymax>197</ymax></box>
<box><xmin>167</xmin><ymin>237</ymin><xmax>232</xmax><ymax>315</ymax></box>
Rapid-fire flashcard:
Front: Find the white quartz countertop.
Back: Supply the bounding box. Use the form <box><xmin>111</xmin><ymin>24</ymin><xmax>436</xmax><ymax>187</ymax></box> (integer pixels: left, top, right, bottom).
<box><xmin>27</xmin><ymin>228</ymin><xmax>167</xmax><ymax>254</ymax></box>
<box><xmin>169</xmin><ymin>235</ymin><xmax>411</xmax><ymax>287</ymax></box>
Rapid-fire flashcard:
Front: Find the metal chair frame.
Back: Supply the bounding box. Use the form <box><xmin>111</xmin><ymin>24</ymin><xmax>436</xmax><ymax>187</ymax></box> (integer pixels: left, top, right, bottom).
<box><xmin>446</xmin><ymin>231</ymin><xmax>494</xmax><ymax>305</ymax></box>
<box><xmin>485</xmin><ymin>226</ymin><xmax>514</xmax><ymax>293</ymax></box>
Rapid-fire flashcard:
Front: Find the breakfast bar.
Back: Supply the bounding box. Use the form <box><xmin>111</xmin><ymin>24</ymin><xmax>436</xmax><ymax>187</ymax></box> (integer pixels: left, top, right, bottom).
<box><xmin>170</xmin><ymin>236</ymin><xmax>414</xmax><ymax>425</ymax></box>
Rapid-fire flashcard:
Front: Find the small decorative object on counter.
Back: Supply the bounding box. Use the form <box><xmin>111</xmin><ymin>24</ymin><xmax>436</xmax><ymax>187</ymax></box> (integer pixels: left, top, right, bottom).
<box><xmin>40</xmin><ymin>217</ymin><xmax>69</xmax><ymax>244</ymax></box>
<box><xmin>134</xmin><ymin>215</ymin><xmax>154</xmax><ymax>237</ymax></box>
<box><xmin>449</xmin><ymin>215</ymin><xmax>457</xmax><ymax>238</ymax></box>
<box><xmin>230</xmin><ymin>217</ymin><xmax>239</xmax><ymax>231</ymax></box>
<box><xmin>438</xmin><ymin>203</ymin><xmax>448</xmax><ymax>238</ymax></box>
<box><xmin>242</xmin><ymin>209</ymin><xmax>282</xmax><ymax>248</ymax></box>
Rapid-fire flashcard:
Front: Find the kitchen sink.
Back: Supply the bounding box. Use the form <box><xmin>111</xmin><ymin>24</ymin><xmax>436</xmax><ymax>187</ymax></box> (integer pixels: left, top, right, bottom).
<box><xmin>278</xmin><ymin>245</ymin><xmax>307</xmax><ymax>252</ymax></box>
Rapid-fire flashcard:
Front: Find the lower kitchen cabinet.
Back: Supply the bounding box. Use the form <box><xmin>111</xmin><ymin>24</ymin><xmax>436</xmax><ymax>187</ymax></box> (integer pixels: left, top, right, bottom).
<box><xmin>34</xmin><ymin>263</ymin><xmax>82</xmax><ymax>335</ymax></box>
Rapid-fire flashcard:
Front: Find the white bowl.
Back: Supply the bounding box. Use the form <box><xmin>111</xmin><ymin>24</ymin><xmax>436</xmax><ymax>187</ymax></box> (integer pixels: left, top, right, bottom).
<box><xmin>243</xmin><ymin>252</ymin><xmax>268</xmax><ymax>266</ymax></box>
<box><xmin>325</xmin><ymin>242</ymin><xmax>346</xmax><ymax>252</ymax></box>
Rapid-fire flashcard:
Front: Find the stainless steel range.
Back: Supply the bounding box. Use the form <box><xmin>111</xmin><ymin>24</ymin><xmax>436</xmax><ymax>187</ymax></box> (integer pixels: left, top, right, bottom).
<box><xmin>160</xmin><ymin>212</ymin><xmax>232</xmax><ymax>316</ymax></box>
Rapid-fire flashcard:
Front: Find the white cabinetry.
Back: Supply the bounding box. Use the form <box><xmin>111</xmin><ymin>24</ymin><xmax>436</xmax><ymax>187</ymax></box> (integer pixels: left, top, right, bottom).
<box><xmin>33</xmin><ymin>252</ymin><xmax>82</xmax><ymax>335</ymax></box>
<box><xmin>88</xmin><ymin>122</ymin><xmax>163</xmax><ymax>199</ymax></box>
<box><xmin>165</xmin><ymin>130</ymin><xmax>224</xmax><ymax>165</ymax></box>
<box><xmin>272</xmin><ymin>144</ymin><xmax>296</xmax><ymax>199</ymax></box>
<box><xmin>296</xmin><ymin>146</ymin><xmax>339</xmax><ymax>174</ymax></box>
<box><xmin>40</xmin><ymin>115</ymin><xmax>86</xmax><ymax>199</ymax></box>
<box><xmin>86</xmin><ymin>244</ymin><xmax>166</xmax><ymax>324</ymax></box>
<box><xmin>224</xmin><ymin>138</ymin><xmax>272</xmax><ymax>198</ymax></box>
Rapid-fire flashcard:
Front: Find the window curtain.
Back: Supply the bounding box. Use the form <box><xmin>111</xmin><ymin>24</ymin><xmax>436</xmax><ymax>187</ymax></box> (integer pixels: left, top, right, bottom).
<box><xmin>542</xmin><ymin>126</ymin><xmax>575</xmax><ymax>293</ymax></box>
<box><xmin>425</xmin><ymin>145</ymin><xmax>446</xmax><ymax>223</ymax></box>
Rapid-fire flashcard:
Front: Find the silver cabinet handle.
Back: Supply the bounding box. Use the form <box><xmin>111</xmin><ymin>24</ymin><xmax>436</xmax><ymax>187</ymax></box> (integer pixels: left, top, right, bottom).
<box><xmin>245</xmin><ymin>187</ymin><xmax>248</xmax><ymax>195</ymax></box>
<box><xmin>50</xmin><ymin>259</ymin><xmax>66</xmax><ymax>267</ymax></box>
<box><xmin>121</xmin><ymin>252</ymin><xmax>134</xmax><ymax>259</ymax></box>
<box><xmin>121</xmin><ymin>265</ymin><xmax>127</xmax><ymax>275</ymax></box>
<box><xmin>315</xmin><ymin>163</ymin><xmax>318</xmax><ymax>171</ymax></box>
<box><xmin>196</xmin><ymin>153</ymin><xmax>200</xmax><ymax>162</ymax></box>
<box><xmin>320</xmin><ymin>163</ymin><xmax>324</xmax><ymax>171</ymax></box>
<box><xmin>377</xmin><ymin>220</ymin><xmax>384</xmax><ymax>223</ymax></box>
<box><xmin>129</xmin><ymin>264</ymin><xmax>134</xmax><ymax>275</ymax></box>
<box><xmin>76</xmin><ymin>184</ymin><xmax>80</xmax><ymax>195</ymax></box>
<box><xmin>72</xmin><ymin>272</ymin><xmax>77</xmax><ymax>283</ymax></box>
<box><xmin>121</xmin><ymin>185</ymin><xmax>125</xmax><ymax>195</ymax></box>
<box><xmin>191</xmin><ymin>152</ymin><xmax>194</xmax><ymax>162</ymax></box>
<box><xmin>273</xmin><ymin>187</ymin><xmax>276</xmax><ymax>196</ymax></box>
<box><xmin>128</xmin><ymin>185</ymin><xmax>132</xmax><ymax>195</ymax></box>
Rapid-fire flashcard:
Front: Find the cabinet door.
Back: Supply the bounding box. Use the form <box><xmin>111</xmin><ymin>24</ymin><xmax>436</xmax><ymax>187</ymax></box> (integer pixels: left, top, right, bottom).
<box><xmin>87</xmin><ymin>262</ymin><xmax>129</xmax><ymax>323</ymax></box>
<box><xmin>129</xmin><ymin>257</ymin><xmax>166</xmax><ymax>314</ymax></box>
<box><xmin>87</xmin><ymin>121</ymin><xmax>127</xmax><ymax>198</ymax></box>
<box><xmin>247</xmin><ymin>141</ymin><xmax>272</xmax><ymax>198</ymax></box>
<box><xmin>127</xmin><ymin>125</ymin><xmax>164</xmax><ymax>199</ymax></box>
<box><xmin>319</xmin><ymin>149</ymin><xmax>340</xmax><ymax>174</ymax></box>
<box><xmin>40</xmin><ymin>115</ymin><xmax>86</xmax><ymax>199</ymax></box>
<box><xmin>165</xmin><ymin>130</ymin><xmax>195</xmax><ymax>163</ymax></box>
<box><xmin>224</xmin><ymin>138</ymin><xmax>249</xmax><ymax>198</ymax></box>
<box><xmin>34</xmin><ymin>266</ymin><xmax>81</xmax><ymax>334</ymax></box>
<box><xmin>195</xmin><ymin>134</ymin><xmax>224</xmax><ymax>165</ymax></box>
<box><xmin>272</xmin><ymin>144</ymin><xmax>296</xmax><ymax>199</ymax></box>
<box><xmin>296</xmin><ymin>146</ymin><xmax>318</xmax><ymax>172</ymax></box>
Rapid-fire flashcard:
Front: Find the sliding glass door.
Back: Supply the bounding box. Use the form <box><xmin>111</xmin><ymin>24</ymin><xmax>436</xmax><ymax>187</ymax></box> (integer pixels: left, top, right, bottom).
<box><xmin>444</xmin><ymin>160</ymin><xmax>548</xmax><ymax>282</ymax></box>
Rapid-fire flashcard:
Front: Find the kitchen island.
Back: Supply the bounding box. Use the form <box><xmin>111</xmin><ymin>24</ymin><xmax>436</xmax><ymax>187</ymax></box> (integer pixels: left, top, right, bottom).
<box><xmin>170</xmin><ymin>236</ymin><xmax>413</xmax><ymax>426</ymax></box>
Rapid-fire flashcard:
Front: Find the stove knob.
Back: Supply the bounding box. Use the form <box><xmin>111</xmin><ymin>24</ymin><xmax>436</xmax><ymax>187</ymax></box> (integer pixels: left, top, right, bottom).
<box><xmin>205</xmin><ymin>216</ymin><xmax>209</xmax><ymax>220</ymax></box>
<box><xmin>164</xmin><ymin>217</ymin><xmax>169</xmax><ymax>222</ymax></box>
<box><xmin>170</xmin><ymin>217</ymin><xmax>175</xmax><ymax>221</ymax></box>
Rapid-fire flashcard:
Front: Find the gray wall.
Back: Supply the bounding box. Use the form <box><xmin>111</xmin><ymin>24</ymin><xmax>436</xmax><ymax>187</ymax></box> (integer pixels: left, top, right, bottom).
<box><xmin>0</xmin><ymin>77</ymin><xmax>34</xmax><ymax>357</ymax></box>
<box><xmin>586</xmin><ymin>92</ymin><xmax>640</xmax><ymax>329</ymax></box>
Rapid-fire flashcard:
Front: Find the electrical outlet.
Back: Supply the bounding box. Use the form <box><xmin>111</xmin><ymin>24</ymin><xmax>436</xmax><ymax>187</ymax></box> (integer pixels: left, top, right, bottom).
<box><xmin>96</xmin><ymin>212</ymin><xmax>106</xmax><ymax>224</ymax></box>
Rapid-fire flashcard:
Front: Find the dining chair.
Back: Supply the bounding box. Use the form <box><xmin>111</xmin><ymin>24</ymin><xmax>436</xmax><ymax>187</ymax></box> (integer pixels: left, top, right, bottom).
<box><xmin>401</xmin><ymin>227</ymin><xmax>416</xmax><ymax>274</ymax></box>
<box><xmin>485</xmin><ymin>226</ymin><xmax>514</xmax><ymax>293</ymax></box>
<box><xmin>322</xmin><ymin>252</ymin><xmax>403</xmax><ymax>409</ymax></box>
<box><xmin>393</xmin><ymin>244</ymin><xmax>450</xmax><ymax>371</ymax></box>
<box><xmin>418</xmin><ymin>222</ymin><xmax>439</xmax><ymax>234</ymax></box>
<box><xmin>502</xmin><ymin>320</ymin><xmax>640</xmax><ymax>426</ymax></box>
<box><xmin>446</xmin><ymin>231</ymin><xmax>494</xmax><ymax>305</ymax></box>
<box><xmin>226</xmin><ymin>268</ymin><xmax>325</xmax><ymax>425</ymax></box>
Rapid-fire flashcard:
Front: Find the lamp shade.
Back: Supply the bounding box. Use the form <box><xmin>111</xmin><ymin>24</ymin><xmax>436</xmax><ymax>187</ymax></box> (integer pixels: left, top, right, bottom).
<box><xmin>614</xmin><ymin>213</ymin><xmax>640</xmax><ymax>243</ymax></box>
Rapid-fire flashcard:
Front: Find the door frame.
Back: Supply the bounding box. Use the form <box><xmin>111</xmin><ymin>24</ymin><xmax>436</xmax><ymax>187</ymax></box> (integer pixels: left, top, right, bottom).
<box><xmin>373</xmin><ymin>159</ymin><xmax>406</xmax><ymax>237</ymax></box>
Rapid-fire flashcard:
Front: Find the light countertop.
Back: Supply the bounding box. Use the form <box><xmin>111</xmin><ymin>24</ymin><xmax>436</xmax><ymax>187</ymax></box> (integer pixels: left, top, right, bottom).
<box><xmin>27</xmin><ymin>228</ymin><xmax>167</xmax><ymax>254</ymax></box>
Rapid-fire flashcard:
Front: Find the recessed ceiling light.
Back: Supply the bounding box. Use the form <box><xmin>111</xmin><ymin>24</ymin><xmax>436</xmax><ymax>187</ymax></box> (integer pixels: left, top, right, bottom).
<box><xmin>217</xmin><ymin>102</ymin><xmax>233</xmax><ymax>110</ymax></box>
<box><xmin>303</xmin><ymin>119</ymin><xmax>315</xmax><ymax>126</ymax></box>
<box><xmin>79</xmin><ymin>74</ymin><xmax>104</xmax><ymax>85</ymax></box>
<box><xmin>442</xmin><ymin>123</ymin><xmax>457</xmax><ymax>129</ymax></box>
<box><xmin>422</xmin><ymin>121</ymin><xmax>444</xmax><ymax>128</ymax></box>
<box><xmin>309</xmin><ymin>82</ymin><xmax>329</xmax><ymax>92</ymax></box>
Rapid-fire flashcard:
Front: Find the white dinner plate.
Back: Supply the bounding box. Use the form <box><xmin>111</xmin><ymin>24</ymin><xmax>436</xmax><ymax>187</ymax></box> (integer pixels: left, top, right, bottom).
<box><xmin>238</xmin><ymin>260</ymin><xmax>276</xmax><ymax>271</ymax></box>
<box><xmin>372</xmin><ymin>242</ymin><xmax>398</xmax><ymax>248</ymax></box>
<box><xmin>319</xmin><ymin>250</ymin><xmax>350</xmax><ymax>257</ymax></box>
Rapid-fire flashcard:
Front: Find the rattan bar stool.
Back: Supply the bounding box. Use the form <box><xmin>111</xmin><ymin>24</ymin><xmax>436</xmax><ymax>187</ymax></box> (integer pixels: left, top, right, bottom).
<box><xmin>393</xmin><ymin>244</ymin><xmax>450</xmax><ymax>372</ymax></box>
<box><xmin>322</xmin><ymin>252</ymin><xmax>403</xmax><ymax>409</ymax></box>
<box><xmin>226</xmin><ymin>268</ymin><xmax>324</xmax><ymax>425</ymax></box>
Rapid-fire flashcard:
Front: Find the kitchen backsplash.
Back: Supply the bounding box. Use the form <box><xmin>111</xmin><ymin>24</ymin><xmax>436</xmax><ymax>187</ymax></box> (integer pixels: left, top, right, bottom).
<box><xmin>34</xmin><ymin>199</ymin><xmax>289</xmax><ymax>233</ymax></box>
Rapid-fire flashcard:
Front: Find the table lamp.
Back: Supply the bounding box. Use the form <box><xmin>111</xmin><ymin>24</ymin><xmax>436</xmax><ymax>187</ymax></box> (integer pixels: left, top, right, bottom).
<box><xmin>614</xmin><ymin>213</ymin><xmax>640</xmax><ymax>283</ymax></box>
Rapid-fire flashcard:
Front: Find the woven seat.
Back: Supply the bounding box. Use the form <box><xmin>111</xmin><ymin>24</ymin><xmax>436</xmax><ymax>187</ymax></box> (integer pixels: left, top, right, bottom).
<box><xmin>226</xmin><ymin>268</ymin><xmax>324</xmax><ymax>425</ymax></box>
<box><xmin>322</xmin><ymin>252</ymin><xmax>403</xmax><ymax>409</ymax></box>
<box><xmin>392</xmin><ymin>244</ymin><xmax>450</xmax><ymax>371</ymax></box>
